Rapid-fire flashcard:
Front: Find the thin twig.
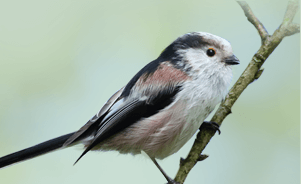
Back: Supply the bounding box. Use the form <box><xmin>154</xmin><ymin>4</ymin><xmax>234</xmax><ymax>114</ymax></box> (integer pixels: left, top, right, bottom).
<box><xmin>283</xmin><ymin>0</ymin><xmax>299</xmax><ymax>25</ymax></box>
<box><xmin>279</xmin><ymin>0</ymin><xmax>300</xmax><ymax>37</ymax></box>
<box><xmin>174</xmin><ymin>1</ymin><xmax>299</xmax><ymax>183</ymax></box>
<box><xmin>237</xmin><ymin>1</ymin><xmax>269</xmax><ymax>43</ymax></box>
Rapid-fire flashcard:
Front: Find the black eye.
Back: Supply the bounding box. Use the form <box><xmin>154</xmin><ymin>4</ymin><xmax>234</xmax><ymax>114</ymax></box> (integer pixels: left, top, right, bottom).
<box><xmin>206</xmin><ymin>48</ymin><xmax>216</xmax><ymax>57</ymax></box>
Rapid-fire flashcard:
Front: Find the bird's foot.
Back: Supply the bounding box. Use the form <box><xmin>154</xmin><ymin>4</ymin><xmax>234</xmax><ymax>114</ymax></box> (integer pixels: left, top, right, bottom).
<box><xmin>199</xmin><ymin>121</ymin><xmax>221</xmax><ymax>134</ymax></box>
<box><xmin>166</xmin><ymin>177</ymin><xmax>180</xmax><ymax>184</ymax></box>
<box><xmin>149</xmin><ymin>157</ymin><xmax>181</xmax><ymax>184</ymax></box>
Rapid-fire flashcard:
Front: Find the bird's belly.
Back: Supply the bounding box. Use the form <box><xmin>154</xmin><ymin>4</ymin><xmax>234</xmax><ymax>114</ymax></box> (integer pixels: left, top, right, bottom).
<box><xmin>144</xmin><ymin>95</ymin><xmax>219</xmax><ymax>159</ymax></box>
<box><xmin>89</xmin><ymin>94</ymin><xmax>216</xmax><ymax>160</ymax></box>
<box><xmin>141</xmin><ymin>102</ymin><xmax>212</xmax><ymax>159</ymax></box>
<box><xmin>155</xmin><ymin>106</ymin><xmax>211</xmax><ymax>157</ymax></box>
<box><xmin>93</xmin><ymin>99</ymin><xmax>212</xmax><ymax>159</ymax></box>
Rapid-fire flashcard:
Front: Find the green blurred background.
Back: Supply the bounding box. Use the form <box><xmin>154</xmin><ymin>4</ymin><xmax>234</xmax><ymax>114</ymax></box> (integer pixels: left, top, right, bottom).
<box><xmin>0</xmin><ymin>0</ymin><xmax>299</xmax><ymax>184</ymax></box>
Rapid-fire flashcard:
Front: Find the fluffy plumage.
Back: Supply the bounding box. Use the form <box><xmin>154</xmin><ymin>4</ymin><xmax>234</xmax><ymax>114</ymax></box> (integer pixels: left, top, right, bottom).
<box><xmin>0</xmin><ymin>32</ymin><xmax>239</xmax><ymax>183</ymax></box>
<box><xmin>66</xmin><ymin>32</ymin><xmax>237</xmax><ymax>163</ymax></box>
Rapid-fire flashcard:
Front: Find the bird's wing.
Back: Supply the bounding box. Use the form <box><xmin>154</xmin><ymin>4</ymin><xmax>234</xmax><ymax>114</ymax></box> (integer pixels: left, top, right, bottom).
<box><xmin>63</xmin><ymin>87</ymin><xmax>125</xmax><ymax>147</ymax></box>
<box><xmin>74</xmin><ymin>60</ymin><xmax>190</xmax><ymax>163</ymax></box>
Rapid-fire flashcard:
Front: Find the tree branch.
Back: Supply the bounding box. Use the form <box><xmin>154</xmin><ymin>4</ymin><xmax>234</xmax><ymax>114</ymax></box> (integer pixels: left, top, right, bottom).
<box><xmin>174</xmin><ymin>1</ymin><xmax>299</xmax><ymax>183</ymax></box>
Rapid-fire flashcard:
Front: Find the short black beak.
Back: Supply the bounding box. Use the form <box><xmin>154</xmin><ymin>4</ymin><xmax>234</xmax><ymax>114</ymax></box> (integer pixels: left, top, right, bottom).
<box><xmin>224</xmin><ymin>55</ymin><xmax>240</xmax><ymax>65</ymax></box>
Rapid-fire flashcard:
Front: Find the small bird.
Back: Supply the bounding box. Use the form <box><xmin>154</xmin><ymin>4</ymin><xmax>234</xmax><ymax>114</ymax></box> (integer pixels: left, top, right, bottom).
<box><xmin>0</xmin><ymin>32</ymin><xmax>239</xmax><ymax>184</ymax></box>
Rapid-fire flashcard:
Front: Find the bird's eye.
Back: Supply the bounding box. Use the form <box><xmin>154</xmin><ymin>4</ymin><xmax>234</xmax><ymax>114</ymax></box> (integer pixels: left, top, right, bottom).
<box><xmin>206</xmin><ymin>48</ymin><xmax>216</xmax><ymax>57</ymax></box>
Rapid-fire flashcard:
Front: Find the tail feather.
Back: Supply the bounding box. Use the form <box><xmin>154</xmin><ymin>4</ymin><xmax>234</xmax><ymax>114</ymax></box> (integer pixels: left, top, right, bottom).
<box><xmin>0</xmin><ymin>132</ymin><xmax>75</xmax><ymax>168</ymax></box>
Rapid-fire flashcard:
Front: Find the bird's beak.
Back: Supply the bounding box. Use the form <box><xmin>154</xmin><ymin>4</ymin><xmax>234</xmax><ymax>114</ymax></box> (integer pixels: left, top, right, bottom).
<box><xmin>224</xmin><ymin>55</ymin><xmax>240</xmax><ymax>65</ymax></box>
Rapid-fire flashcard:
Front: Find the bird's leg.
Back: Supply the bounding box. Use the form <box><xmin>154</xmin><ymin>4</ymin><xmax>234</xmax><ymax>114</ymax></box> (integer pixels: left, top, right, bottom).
<box><xmin>149</xmin><ymin>157</ymin><xmax>180</xmax><ymax>184</ymax></box>
<box><xmin>199</xmin><ymin>121</ymin><xmax>221</xmax><ymax>134</ymax></box>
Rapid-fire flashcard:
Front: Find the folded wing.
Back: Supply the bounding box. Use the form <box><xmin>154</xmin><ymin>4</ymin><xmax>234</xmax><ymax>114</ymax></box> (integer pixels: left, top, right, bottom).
<box><xmin>69</xmin><ymin>60</ymin><xmax>190</xmax><ymax>164</ymax></box>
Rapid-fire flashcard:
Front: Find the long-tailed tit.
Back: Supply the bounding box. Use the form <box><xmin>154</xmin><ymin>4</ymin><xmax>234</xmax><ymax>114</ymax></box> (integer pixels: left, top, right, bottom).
<box><xmin>0</xmin><ymin>32</ymin><xmax>239</xmax><ymax>184</ymax></box>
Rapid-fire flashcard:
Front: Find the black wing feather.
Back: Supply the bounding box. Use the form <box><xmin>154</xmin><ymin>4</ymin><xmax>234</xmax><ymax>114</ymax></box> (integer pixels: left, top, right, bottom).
<box><xmin>74</xmin><ymin>86</ymin><xmax>182</xmax><ymax>164</ymax></box>
<box><xmin>63</xmin><ymin>87</ymin><xmax>124</xmax><ymax>147</ymax></box>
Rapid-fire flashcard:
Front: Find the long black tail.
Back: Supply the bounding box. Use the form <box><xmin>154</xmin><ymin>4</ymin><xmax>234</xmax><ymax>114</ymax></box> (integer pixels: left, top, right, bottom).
<box><xmin>0</xmin><ymin>132</ymin><xmax>75</xmax><ymax>168</ymax></box>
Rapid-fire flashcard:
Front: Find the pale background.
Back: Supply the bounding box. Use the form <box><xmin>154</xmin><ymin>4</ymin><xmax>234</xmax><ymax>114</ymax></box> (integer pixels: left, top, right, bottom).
<box><xmin>0</xmin><ymin>0</ymin><xmax>299</xmax><ymax>184</ymax></box>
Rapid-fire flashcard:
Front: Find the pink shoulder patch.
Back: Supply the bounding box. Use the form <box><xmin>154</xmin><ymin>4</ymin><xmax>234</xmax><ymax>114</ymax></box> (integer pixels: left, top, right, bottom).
<box><xmin>139</xmin><ymin>62</ymin><xmax>190</xmax><ymax>85</ymax></box>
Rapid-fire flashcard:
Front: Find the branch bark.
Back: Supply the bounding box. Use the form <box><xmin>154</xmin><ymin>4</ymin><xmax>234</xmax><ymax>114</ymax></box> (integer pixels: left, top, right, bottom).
<box><xmin>174</xmin><ymin>1</ymin><xmax>300</xmax><ymax>183</ymax></box>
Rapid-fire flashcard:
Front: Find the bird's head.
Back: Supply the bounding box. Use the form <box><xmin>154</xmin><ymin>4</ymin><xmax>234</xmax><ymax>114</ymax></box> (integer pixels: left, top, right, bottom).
<box><xmin>159</xmin><ymin>32</ymin><xmax>239</xmax><ymax>75</ymax></box>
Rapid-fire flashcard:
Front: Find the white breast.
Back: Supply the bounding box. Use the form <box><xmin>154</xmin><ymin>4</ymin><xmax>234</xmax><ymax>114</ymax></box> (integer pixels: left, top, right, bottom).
<box><xmin>93</xmin><ymin>65</ymin><xmax>232</xmax><ymax>159</ymax></box>
<box><xmin>149</xmin><ymin>63</ymin><xmax>233</xmax><ymax>159</ymax></box>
